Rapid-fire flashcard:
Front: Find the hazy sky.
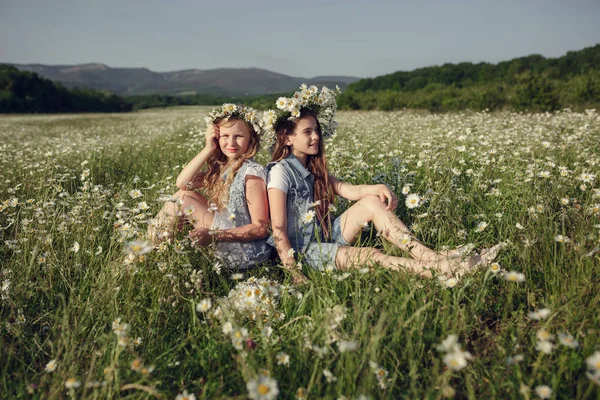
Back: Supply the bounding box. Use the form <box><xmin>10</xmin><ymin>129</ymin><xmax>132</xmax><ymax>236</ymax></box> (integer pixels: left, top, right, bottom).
<box><xmin>1</xmin><ymin>0</ymin><xmax>599</xmax><ymax>78</ymax></box>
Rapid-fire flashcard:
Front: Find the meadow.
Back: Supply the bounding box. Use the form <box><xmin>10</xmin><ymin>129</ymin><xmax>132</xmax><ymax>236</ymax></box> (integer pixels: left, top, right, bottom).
<box><xmin>1</xmin><ymin>106</ymin><xmax>599</xmax><ymax>399</ymax></box>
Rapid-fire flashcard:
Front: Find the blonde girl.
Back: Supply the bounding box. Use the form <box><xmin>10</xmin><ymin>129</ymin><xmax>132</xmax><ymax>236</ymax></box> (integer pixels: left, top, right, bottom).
<box><xmin>149</xmin><ymin>104</ymin><xmax>272</xmax><ymax>269</ymax></box>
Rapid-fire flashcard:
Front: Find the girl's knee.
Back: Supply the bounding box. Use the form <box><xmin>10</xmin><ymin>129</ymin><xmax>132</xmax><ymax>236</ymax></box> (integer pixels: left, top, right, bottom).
<box><xmin>359</xmin><ymin>195</ymin><xmax>385</xmax><ymax>210</ymax></box>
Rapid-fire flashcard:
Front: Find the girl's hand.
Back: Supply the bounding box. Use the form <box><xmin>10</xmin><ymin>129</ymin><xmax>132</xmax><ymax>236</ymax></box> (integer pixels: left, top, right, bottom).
<box><xmin>290</xmin><ymin>269</ymin><xmax>308</xmax><ymax>285</ymax></box>
<box><xmin>204</xmin><ymin>124</ymin><xmax>219</xmax><ymax>153</ymax></box>
<box><xmin>189</xmin><ymin>227</ymin><xmax>213</xmax><ymax>247</ymax></box>
<box><xmin>374</xmin><ymin>184</ymin><xmax>398</xmax><ymax>211</ymax></box>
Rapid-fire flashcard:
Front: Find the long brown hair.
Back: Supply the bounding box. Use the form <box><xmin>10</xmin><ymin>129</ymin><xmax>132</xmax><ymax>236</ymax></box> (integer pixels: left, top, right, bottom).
<box><xmin>198</xmin><ymin>117</ymin><xmax>260</xmax><ymax>210</ymax></box>
<box><xmin>271</xmin><ymin>109</ymin><xmax>335</xmax><ymax>236</ymax></box>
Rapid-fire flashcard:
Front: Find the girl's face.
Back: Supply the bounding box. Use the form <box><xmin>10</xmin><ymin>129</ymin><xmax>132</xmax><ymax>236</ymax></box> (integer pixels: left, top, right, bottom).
<box><xmin>286</xmin><ymin>115</ymin><xmax>320</xmax><ymax>158</ymax></box>
<box><xmin>218</xmin><ymin>119</ymin><xmax>252</xmax><ymax>160</ymax></box>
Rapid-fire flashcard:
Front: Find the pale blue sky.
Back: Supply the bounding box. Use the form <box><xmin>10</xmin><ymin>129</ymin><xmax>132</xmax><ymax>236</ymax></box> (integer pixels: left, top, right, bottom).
<box><xmin>1</xmin><ymin>0</ymin><xmax>599</xmax><ymax>78</ymax></box>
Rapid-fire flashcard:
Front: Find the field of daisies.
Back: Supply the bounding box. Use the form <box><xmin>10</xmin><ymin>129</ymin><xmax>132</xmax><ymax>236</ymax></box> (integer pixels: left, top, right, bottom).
<box><xmin>1</xmin><ymin>106</ymin><xmax>599</xmax><ymax>399</ymax></box>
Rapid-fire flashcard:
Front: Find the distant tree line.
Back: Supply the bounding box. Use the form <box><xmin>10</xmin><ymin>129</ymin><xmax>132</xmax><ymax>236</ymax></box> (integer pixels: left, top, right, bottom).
<box><xmin>337</xmin><ymin>44</ymin><xmax>600</xmax><ymax>112</ymax></box>
<box><xmin>3</xmin><ymin>44</ymin><xmax>599</xmax><ymax>114</ymax></box>
<box><xmin>124</xmin><ymin>93</ymin><xmax>284</xmax><ymax>111</ymax></box>
<box><xmin>0</xmin><ymin>65</ymin><xmax>132</xmax><ymax>113</ymax></box>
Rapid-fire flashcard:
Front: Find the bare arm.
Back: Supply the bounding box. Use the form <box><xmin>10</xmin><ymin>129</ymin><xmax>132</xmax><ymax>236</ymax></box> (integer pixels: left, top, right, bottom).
<box><xmin>268</xmin><ymin>188</ymin><xmax>307</xmax><ymax>284</ymax></box>
<box><xmin>268</xmin><ymin>188</ymin><xmax>295</xmax><ymax>267</ymax></box>
<box><xmin>329</xmin><ymin>175</ymin><xmax>398</xmax><ymax>211</ymax></box>
<box><xmin>175</xmin><ymin>125</ymin><xmax>218</xmax><ymax>190</ymax></box>
<box><xmin>213</xmin><ymin>176</ymin><xmax>269</xmax><ymax>242</ymax></box>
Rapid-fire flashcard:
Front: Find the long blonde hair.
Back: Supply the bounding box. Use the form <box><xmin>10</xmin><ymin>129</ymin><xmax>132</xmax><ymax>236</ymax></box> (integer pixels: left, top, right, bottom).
<box><xmin>198</xmin><ymin>117</ymin><xmax>260</xmax><ymax>210</ymax></box>
<box><xmin>271</xmin><ymin>109</ymin><xmax>335</xmax><ymax>237</ymax></box>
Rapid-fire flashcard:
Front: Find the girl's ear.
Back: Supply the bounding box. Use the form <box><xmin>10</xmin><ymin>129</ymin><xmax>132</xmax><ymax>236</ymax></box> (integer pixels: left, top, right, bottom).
<box><xmin>284</xmin><ymin>136</ymin><xmax>292</xmax><ymax>146</ymax></box>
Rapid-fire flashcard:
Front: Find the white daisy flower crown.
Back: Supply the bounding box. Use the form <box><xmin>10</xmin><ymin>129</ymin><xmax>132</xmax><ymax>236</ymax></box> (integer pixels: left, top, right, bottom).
<box><xmin>261</xmin><ymin>84</ymin><xmax>340</xmax><ymax>148</ymax></box>
<box><xmin>205</xmin><ymin>103</ymin><xmax>264</xmax><ymax>136</ymax></box>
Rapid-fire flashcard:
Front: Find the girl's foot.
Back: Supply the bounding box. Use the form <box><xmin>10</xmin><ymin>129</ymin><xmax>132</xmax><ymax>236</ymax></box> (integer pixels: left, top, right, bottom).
<box><xmin>440</xmin><ymin>244</ymin><xmax>473</xmax><ymax>260</ymax></box>
<box><xmin>448</xmin><ymin>242</ymin><xmax>505</xmax><ymax>277</ymax></box>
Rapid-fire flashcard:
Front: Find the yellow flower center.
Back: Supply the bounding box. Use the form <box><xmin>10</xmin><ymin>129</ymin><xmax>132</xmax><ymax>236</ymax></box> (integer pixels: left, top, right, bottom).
<box><xmin>257</xmin><ymin>384</ymin><xmax>270</xmax><ymax>395</ymax></box>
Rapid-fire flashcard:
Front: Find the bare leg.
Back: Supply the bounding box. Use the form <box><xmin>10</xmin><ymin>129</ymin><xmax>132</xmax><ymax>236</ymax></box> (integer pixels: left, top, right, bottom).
<box><xmin>148</xmin><ymin>190</ymin><xmax>214</xmax><ymax>243</ymax></box>
<box><xmin>337</xmin><ymin>195</ymin><xmax>455</xmax><ymax>261</ymax></box>
<box><xmin>335</xmin><ymin>246</ymin><xmax>482</xmax><ymax>278</ymax></box>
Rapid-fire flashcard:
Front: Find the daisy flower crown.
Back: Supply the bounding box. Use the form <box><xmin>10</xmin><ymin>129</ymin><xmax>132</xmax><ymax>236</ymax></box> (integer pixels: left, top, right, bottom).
<box><xmin>205</xmin><ymin>104</ymin><xmax>264</xmax><ymax>136</ymax></box>
<box><xmin>261</xmin><ymin>84</ymin><xmax>340</xmax><ymax>148</ymax></box>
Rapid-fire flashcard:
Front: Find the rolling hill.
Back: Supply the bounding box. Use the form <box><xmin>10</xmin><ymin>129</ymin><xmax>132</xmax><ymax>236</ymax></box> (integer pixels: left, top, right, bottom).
<box><xmin>7</xmin><ymin>63</ymin><xmax>360</xmax><ymax>96</ymax></box>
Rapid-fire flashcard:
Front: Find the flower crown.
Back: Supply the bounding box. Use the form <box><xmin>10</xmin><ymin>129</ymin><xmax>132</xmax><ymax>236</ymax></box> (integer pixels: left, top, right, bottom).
<box><xmin>261</xmin><ymin>84</ymin><xmax>340</xmax><ymax>148</ymax></box>
<box><xmin>205</xmin><ymin>104</ymin><xmax>263</xmax><ymax>136</ymax></box>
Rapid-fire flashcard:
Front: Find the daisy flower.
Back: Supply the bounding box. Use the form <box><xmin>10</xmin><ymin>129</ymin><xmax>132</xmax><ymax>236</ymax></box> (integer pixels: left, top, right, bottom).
<box><xmin>405</xmin><ymin>193</ymin><xmax>420</xmax><ymax>209</ymax></box>
<box><xmin>247</xmin><ymin>375</ymin><xmax>279</xmax><ymax>400</ymax></box>
<box><xmin>534</xmin><ymin>385</ymin><xmax>552</xmax><ymax>399</ymax></box>
<box><xmin>45</xmin><ymin>359</ymin><xmax>58</xmax><ymax>373</ymax></box>
<box><xmin>196</xmin><ymin>298</ymin><xmax>212</xmax><ymax>313</ymax></box>
<box><xmin>302</xmin><ymin>210</ymin><xmax>315</xmax><ymax>224</ymax></box>
<box><xmin>504</xmin><ymin>271</ymin><xmax>526</xmax><ymax>282</ymax></box>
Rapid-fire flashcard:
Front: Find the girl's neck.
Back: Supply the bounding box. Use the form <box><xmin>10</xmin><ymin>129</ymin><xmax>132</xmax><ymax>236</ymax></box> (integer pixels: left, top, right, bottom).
<box><xmin>291</xmin><ymin>149</ymin><xmax>308</xmax><ymax>167</ymax></box>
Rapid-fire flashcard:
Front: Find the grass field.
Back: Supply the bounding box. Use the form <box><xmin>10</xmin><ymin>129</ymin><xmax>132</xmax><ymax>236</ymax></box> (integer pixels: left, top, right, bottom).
<box><xmin>1</xmin><ymin>107</ymin><xmax>599</xmax><ymax>399</ymax></box>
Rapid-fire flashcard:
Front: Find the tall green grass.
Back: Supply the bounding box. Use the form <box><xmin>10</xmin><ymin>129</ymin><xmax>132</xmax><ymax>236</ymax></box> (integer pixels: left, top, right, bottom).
<box><xmin>1</xmin><ymin>107</ymin><xmax>599</xmax><ymax>399</ymax></box>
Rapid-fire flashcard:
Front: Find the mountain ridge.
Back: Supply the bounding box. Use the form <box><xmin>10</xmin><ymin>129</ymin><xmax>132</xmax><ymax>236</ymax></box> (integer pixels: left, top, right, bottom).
<box><xmin>6</xmin><ymin>63</ymin><xmax>360</xmax><ymax>96</ymax></box>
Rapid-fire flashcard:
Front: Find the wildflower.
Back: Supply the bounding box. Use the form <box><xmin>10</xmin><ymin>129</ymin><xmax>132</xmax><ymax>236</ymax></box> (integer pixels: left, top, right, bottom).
<box><xmin>489</xmin><ymin>262</ymin><xmax>502</xmax><ymax>274</ymax></box>
<box><xmin>322</xmin><ymin>369</ymin><xmax>337</xmax><ymax>382</ymax></box>
<box><xmin>401</xmin><ymin>185</ymin><xmax>410</xmax><ymax>195</ymax></box>
<box><xmin>129</xmin><ymin>189</ymin><xmax>142</xmax><ymax>199</ymax></box>
<box><xmin>175</xmin><ymin>390</ymin><xmax>196</xmax><ymax>400</ymax></box>
<box><xmin>183</xmin><ymin>204</ymin><xmax>195</xmax><ymax>216</ymax></box>
<box><xmin>309</xmin><ymin>200</ymin><xmax>321</xmax><ymax>208</ymax></box>
<box><xmin>222</xmin><ymin>321</ymin><xmax>233</xmax><ymax>335</ymax></box>
<box><xmin>516</xmin><ymin>223</ymin><xmax>525</xmax><ymax>230</ymax></box>
<box><xmin>196</xmin><ymin>298</ymin><xmax>212</xmax><ymax>313</ymax></box>
<box><xmin>64</xmin><ymin>378</ymin><xmax>81</xmax><ymax>389</ymax></box>
<box><xmin>337</xmin><ymin>340</ymin><xmax>360</xmax><ymax>352</ymax></box>
<box><xmin>444</xmin><ymin>277</ymin><xmax>458</xmax><ymax>288</ymax></box>
<box><xmin>328</xmin><ymin>204</ymin><xmax>337</xmax><ymax>213</ymax></box>
<box><xmin>287</xmin><ymin>248</ymin><xmax>296</xmax><ymax>258</ymax></box>
<box><xmin>534</xmin><ymin>385</ymin><xmax>552</xmax><ymax>399</ymax></box>
<box><xmin>437</xmin><ymin>334</ymin><xmax>460</xmax><ymax>353</ymax></box>
<box><xmin>232</xmin><ymin>273</ymin><xmax>244</xmax><ymax>281</ymax></box>
<box><xmin>247</xmin><ymin>375</ymin><xmax>279</xmax><ymax>400</ymax></box>
<box><xmin>535</xmin><ymin>340</ymin><xmax>554</xmax><ymax>354</ymax></box>
<box><xmin>558</xmin><ymin>332</ymin><xmax>579</xmax><ymax>348</ymax></box>
<box><xmin>302</xmin><ymin>210</ymin><xmax>315</xmax><ymax>224</ymax></box>
<box><xmin>45</xmin><ymin>359</ymin><xmax>58</xmax><ymax>373</ymax></box>
<box><xmin>95</xmin><ymin>246</ymin><xmax>103</xmax><ymax>255</ymax></box>
<box><xmin>560</xmin><ymin>197</ymin><xmax>570</xmax><ymax>205</ymax></box>
<box><xmin>276</xmin><ymin>352</ymin><xmax>290</xmax><ymax>366</ymax></box>
<box><xmin>504</xmin><ymin>271</ymin><xmax>526</xmax><ymax>282</ymax></box>
<box><xmin>405</xmin><ymin>193</ymin><xmax>420</xmax><ymax>209</ymax></box>
<box><xmin>554</xmin><ymin>235</ymin><xmax>570</xmax><ymax>243</ymax></box>
<box><xmin>476</xmin><ymin>221</ymin><xmax>488</xmax><ymax>232</ymax></box>
<box><xmin>70</xmin><ymin>241</ymin><xmax>80</xmax><ymax>253</ymax></box>
<box><xmin>443</xmin><ymin>350</ymin><xmax>473</xmax><ymax>371</ymax></box>
<box><xmin>111</xmin><ymin>317</ymin><xmax>129</xmax><ymax>337</ymax></box>
<box><xmin>579</xmin><ymin>172</ymin><xmax>596</xmax><ymax>183</ymax></box>
<box><xmin>586</xmin><ymin>351</ymin><xmax>600</xmax><ymax>374</ymax></box>
<box><xmin>399</xmin><ymin>233</ymin><xmax>412</xmax><ymax>246</ymax></box>
<box><xmin>538</xmin><ymin>171</ymin><xmax>551</xmax><ymax>178</ymax></box>
<box><xmin>536</xmin><ymin>329</ymin><xmax>555</xmax><ymax>341</ymax></box>
<box><xmin>228</xmin><ymin>213</ymin><xmax>236</xmax><ymax>221</ymax></box>
<box><xmin>124</xmin><ymin>240</ymin><xmax>153</xmax><ymax>255</ymax></box>
<box><xmin>208</xmin><ymin>203</ymin><xmax>218</xmax><ymax>213</ymax></box>
<box><xmin>528</xmin><ymin>308</ymin><xmax>551</xmax><ymax>320</ymax></box>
